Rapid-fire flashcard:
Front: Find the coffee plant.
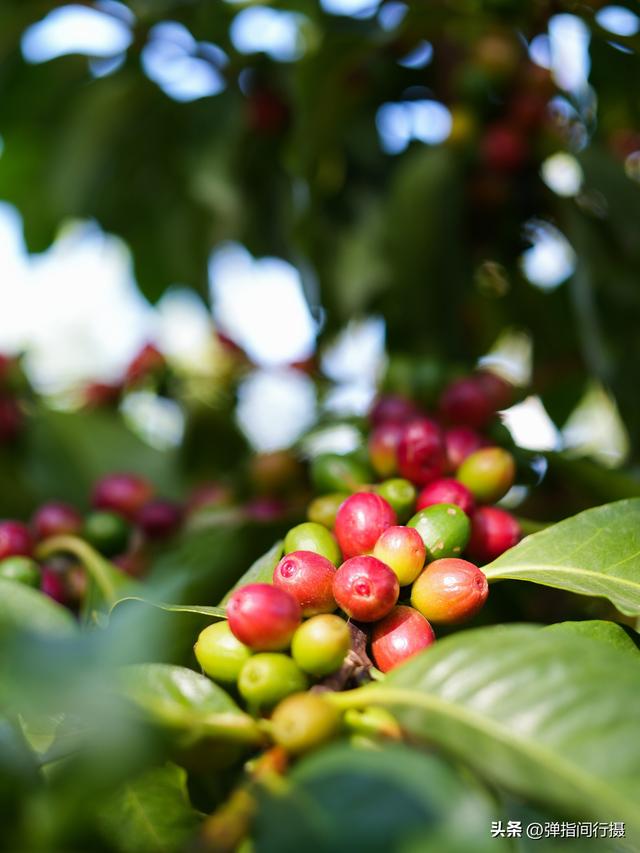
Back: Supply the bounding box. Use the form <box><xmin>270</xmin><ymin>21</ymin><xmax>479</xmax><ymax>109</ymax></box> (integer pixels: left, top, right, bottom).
<box><xmin>2</xmin><ymin>0</ymin><xmax>640</xmax><ymax>851</ymax></box>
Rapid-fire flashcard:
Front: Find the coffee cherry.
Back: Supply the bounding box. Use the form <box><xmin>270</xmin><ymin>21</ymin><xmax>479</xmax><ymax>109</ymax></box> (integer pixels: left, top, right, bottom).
<box><xmin>125</xmin><ymin>343</ymin><xmax>165</xmax><ymax>385</ymax></box>
<box><xmin>238</xmin><ymin>654</ymin><xmax>307</xmax><ymax>708</ymax></box>
<box><xmin>113</xmin><ymin>548</ymin><xmax>149</xmax><ymax>578</ymax></box>
<box><xmin>83</xmin><ymin>511</ymin><xmax>130</xmax><ymax>557</ymax></box>
<box><xmin>397</xmin><ymin>418</ymin><xmax>446</xmax><ymax>486</ymax></box>
<box><xmin>187</xmin><ymin>482</ymin><xmax>234</xmax><ymax>515</ymax></box>
<box><xmin>284</xmin><ymin>522</ymin><xmax>341</xmax><ymax>565</ymax></box>
<box><xmin>32</xmin><ymin>502</ymin><xmax>83</xmax><ymax>541</ymax></box>
<box><xmin>0</xmin><ymin>556</ymin><xmax>41</xmax><ymax>587</ymax></box>
<box><xmin>474</xmin><ymin>371</ymin><xmax>513</xmax><ymax>410</ymax></box>
<box><xmin>227</xmin><ymin>583</ymin><xmax>301</xmax><ymax>651</ymax></box>
<box><xmin>371</xmin><ymin>606</ymin><xmax>436</xmax><ymax>673</ymax></box>
<box><xmin>370</xmin><ymin>394</ymin><xmax>419</xmax><ymax>426</ymax></box>
<box><xmin>467</xmin><ymin>507</ymin><xmax>521</xmax><ymax>563</ymax></box>
<box><xmin>416</xmin><ymin>478</ymin><xmax>475</xmax><ymax>516</ymax></box>
<box><xmin>373</xmin><ymin>526</ymin><xmax>425</xmax><ymax>586</ymax></box>
<box><xmin>244</xmin><ymin>497</ymin><xmax>286</xmax><ymax>523</ymax></box>
<box><xmin>311</xmin><ymin>454</ymin><xmax>371</xmax><ymax>494</ymax></box>
<box><xmin>444</xmin><ymin>426</ymin><xmax>488</xmax><ymax>472</ymax></box>
<box><xmin>306</xmin><ymin>493</ymin><xmax>348</xmax><ymax>530</ymax></box>
<box><xmin>481</xmin><ymin>123</ymin><xmax>527</xmax><ymax>172</ymax></box>
<box><xmin>194</xmin><ymin>622</ymin><xmax>251</xmax><ymax>683</ymax></box>
<box><xmin>408</xmin><ymin>504</ymin><xmax>471</xmax><ymax>561</ymax></box>
<box><xmin>0</xmin><ymin>521</ymin><xmax>33</xmax><ymax>559</ymax></box>
<box><xmin>137</xmin><ymin>499</ymin><xmax>183</xmax><ymax>540</ymax></box>
<box><xmin>273</xmin><ymin>551</ymin><xmax>336</xmax><ymax>616</ymax></box>
<box><xmin>411</xmin><ymin>558</ymin><xmax>489</xmax><ymax>624</ymax></box>
<box><xmin>271</xmin><ymin>693</ymin><xmax>341</xmax><ymax>754</ymax></box>
<box><xmin>291</xmin><ymin>614</ymin><xmax>351</xmax><ymax>676</ymax></box>
<box><xmin>92</xmin><ymin>473</ymin><xmax>154</xmax><ymax>520</ymax></box>
<box><xmin>332</xmin><ymin>556</ymin><xmax>399</xmax><ymax>622</ymax></box>
<box><xmin>368</xmin><ymin>422</ymin><xmax>403</xmax><ymax>478</ymax></box>
<box><xmin>374</xmin><ymin>479</ymin><xmax>416</xmax><ymax>522</ymax></box>
<box><xmin>40</xmin><ymin>566</ymin><xmax>68</xmax><ymax>604</ymax></box>
<box><xmin>82</xmin><ymin>381</ymin><xmax>122</xmax><ymax>409</ymax></box>
<box><xmin>439</xmin><ymin>377</ymin><xmax>493</xmax><ymax>429</ymax></box>
<box><xmin>457</xmin><ymin>447</ymin><xmax>515</xmax><ymax>504</ymax></box>
<box><xmin>334</xmin><ymin>493</ymin><xmax>396</xmax><ymax>560</ymax></box>
<box><xmin>0</xmin><ymin>397</ymin><xmax>23</xmax><ymax>442</ymax></box>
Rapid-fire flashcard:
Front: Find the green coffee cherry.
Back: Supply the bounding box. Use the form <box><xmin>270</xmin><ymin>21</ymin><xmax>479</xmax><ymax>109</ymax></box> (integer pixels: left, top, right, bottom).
<box><xmin>194</xmin><ymin>621</ymin><xmax>252</xmax><ymax>684</ymax></box>
<box><xmin>310</xmin><ymin>454</ymin><xmax>371</xmax><ymax>495</ymax></box>
<box><xmin>456</xmin><ymin>447</ymin><xmax>516</xmax><ymax>504</ymax></box>
<box><xmin>284</xmin><ymin>522</ymin><xmax>341</xmax><ymax>565</ymax></box>
<box><xmin>0</xmin><ymin>556</ymin><xmax>41</xmax><ymax>587</ymax></box>
<box><xmin>374</xmin><ymin>478</ymin><xmax>416</xmax><ymax>522</ymax></box>
<box><xmin>307</xmin><ymin>493</ymin><xmax>348</xmax><ymax>529</ymax></box>
<box><xmin>238</xmin><ymin>654</ymin><xmax>308</xmax><ymax>709</ymax></box>
<box><xmin>83</xmin><ymin>511</ymin><xmax>130</xmax><ymax>556</ymax></box>
<box><xmin>408</xmin><ymin>503</ymin><xmax>470</xmax><ymax>561</ymax></box>
<box><xmin>291</xmin><ymin>614</ymin><xmax>351</xmax><ymax>676</ymax></box>
<box><xmin>271</xmin><ymin>693</ymin><xmax>342</xmax><ymax>754</ymax></box>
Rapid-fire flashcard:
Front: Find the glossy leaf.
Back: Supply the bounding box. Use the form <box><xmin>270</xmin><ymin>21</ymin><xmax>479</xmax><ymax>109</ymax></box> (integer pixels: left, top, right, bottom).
<box><xmin>99</xmin><ymin>762</ymin><xmax>201</xmax><ymax>853</ymax></box>
<box><xmin>484</xmin><ymin>500</ymin><xmax>640</xmax><ymax>616</ymax></box>
<box><xmin>544</xmin><ymin>619</ymin><xmax>639</xmax><ymax>657</ymax></box>
<box><xmin>111</xmin><ymin>597</ymin><xmax>226</xmax><ymax>620</ymax></box>
<box><xmin>332</xmin><ymin>624</ymin><xmax>640</xmax><ymax>839</ymax></box>
<box><xmin>254</xmin><ymin>742</ymin><xmax>508</xmax><ymax>853</ymax></box>
<box><xmin>0</xmin><ymin>578</ymin><xmax>76</xmax><ymax>637</ymax></box>
<box><xmin>116</xmin><ymin>664</ymin><xmax>261</xmax><ymax>745</ymax></box>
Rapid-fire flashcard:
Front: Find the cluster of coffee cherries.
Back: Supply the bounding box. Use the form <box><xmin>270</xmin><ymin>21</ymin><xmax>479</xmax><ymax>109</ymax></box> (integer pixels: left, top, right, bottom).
<box><xmin>194</xmin><ymin>369</ymin><xmax>522</xmax><ymax>737</ymax></box>
<box><xmin>0</xmin><ymin>472</ymin><xmax>185</xmax><ymax>605</ymax></box>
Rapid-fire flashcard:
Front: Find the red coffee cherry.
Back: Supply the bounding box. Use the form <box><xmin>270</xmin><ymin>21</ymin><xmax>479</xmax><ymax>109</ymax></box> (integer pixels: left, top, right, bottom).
<box><xmin>0</xmin><ymin>397</ymin><xmax>23</xmax><ymax>442</ymax></box>
<box><xmin>480</xmin><ymin>123</ymin><xmax>528</xmax><ymax>172</ymax></box>
<box><xmin>416</xmin><ymin>478</ymin><xmax>475</xmax><ymax>516</ymax></box>
<box><xmin>334</xmin><ymin>492</ymin><xmax>396</xmax><ymax>560</ymax></box>
<box><xmin>444</xmin><ymin>426</ymin><xmax>488</xmax><ymax>472</ymax></box>
<box><xmin>137</xmin><ymin>499</ymin><xmax>183</xmax><ymax>540</ymax></box>
<box><xmin>92</xmin><ymin>473</ymin><xmax>154</xmax><ymax>520</ymax></box>
<box><xmin>368</xmin><ymin>422</ymin><xmax>403</xmax><ymax>478</ymax></box>
<box><xmin>125</xmin><ymin>343</ymin><xmax>165</xmax><ymax>385</ymax></box>
<box><xmin>332</xmin><ymin>556</ymin><xmax>399</xmax><ymax>622</ymax></box>
<box><xmin>439</xmin><ymin>377</ymin><xmax>493</xmax><ymax>428</ymax></box>
<box><xmin>40</xmin><ymin>566</ymin><xmax>68</xmax><ymax>605</ymax></box>
<box><xmin>369</xmin><ymin>394</ymin><xmax>419</xmax><ymax>426</ymax></box>
<box><xmin>411</xmin><ymin>558</ymin><xmax>488</xmax><ymax>624</ymax></box>
<box><xmin>396</xmin><ymin>417</ymin><xmax>446</xmax><ymax>487</ymax></box>
<box><xmin>32</xmin><ymin>502</ymin><xmax>83</xmax><ymax>541</ymax></box>
<box><xmin>226</xmin><ymin>583</ymin><xmax>301</xmax><ymax>651</ymax></box>
<box><xmin>467</xmin><ymin>507</ymin><xmax>521</xmax><ymax>563</ymax></box>
<box><xmin>273</xmin><ymin>550</ymin><xmax>336</xmax><ymax>616</ymax></box>
<box><xmin>0</xmin><ymin>521</ymin><xmax>33</xmax><ymax>559</ymax></box>
<box><xmin>371</xmin><ymin>605</ymin><xmax>436</xmax><ymax>672</ymax></box>
<box><xmin>474</xmin><ymin>371</ymin><xmax>513</xmax><ymax>410</ymax></box>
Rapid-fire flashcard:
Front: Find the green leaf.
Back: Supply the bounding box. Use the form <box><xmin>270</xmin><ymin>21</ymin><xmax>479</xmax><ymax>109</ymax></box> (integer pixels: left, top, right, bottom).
<box><xmin>544</xmin><ymin>620</ymin><xmax>639</xmax><ymax>657</ymax></box>
<box><xmin>0</xmin><ymin>579</ymin><xmax>77</xmax><ymax>637</ymax></box>
<box><xmin>24</xmin><ymin>407</ymin><xmax>182</xmax><ymax>508</ymax></box>
<box><xmin>484</xmin><ymin>499</ymin><xmax>640</xmax><ymax>616</ymax></box>
<box><xmin>254</xmin><ymin>742</ymin><xmax>508</xmax><ymax>853</ymax></box>
<box><xmin>219</xmin><ymin>539</ymin><xmax>283</xmax><ymax>606</ymax></box>
<box><xmin>99</xmin><ymin>762</ymin><xmax>201</xmax><ymax>853</ymax></box>
<box><xmin>116</xmin><ymin>664</ymin><xmax>261</xmax><ymax>746</ymax></box>
<box><xmin>112</xmin><ymin>598</ymin><xmax>226</xmax><ymax>620</ymax></box>
<box><xmin>331</xmin><ymin>625</ymin><xmax>640</xmax><ymax>838</ymax></box>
